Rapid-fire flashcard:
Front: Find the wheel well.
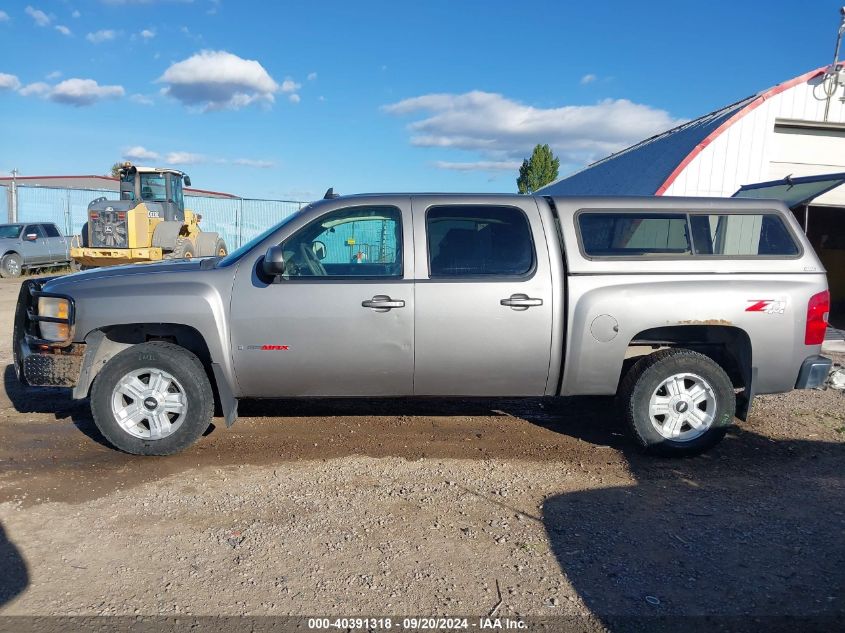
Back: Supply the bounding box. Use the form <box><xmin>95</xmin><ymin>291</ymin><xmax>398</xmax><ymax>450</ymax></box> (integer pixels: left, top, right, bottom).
<box><xmin>625</xmin><ymin>325</ymin><xmax>753</xmax><ymax>417</ymax></box>
<box><xmin>2</xmin><ymin>250</ymin><xmax>20</xmax><ymax>258</ymax></box>
<box><xmin>99</xmin><ymin>323</ymin><xmax>212</xmax><ymax>366</ymax></box>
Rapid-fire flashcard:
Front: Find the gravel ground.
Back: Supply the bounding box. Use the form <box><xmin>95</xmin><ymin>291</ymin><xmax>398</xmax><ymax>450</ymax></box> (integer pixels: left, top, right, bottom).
<box><xmin>0</xmin><ymin>276</ymin><xmax>843</xmax><ymax>627</ymax></box>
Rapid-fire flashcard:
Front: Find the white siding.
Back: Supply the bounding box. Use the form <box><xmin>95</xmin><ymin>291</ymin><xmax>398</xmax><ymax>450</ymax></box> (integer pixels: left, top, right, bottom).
<box><xmin>664</xmin><ymin>72</ymin><xmax>845</xmax><ymax>203</ymax></box>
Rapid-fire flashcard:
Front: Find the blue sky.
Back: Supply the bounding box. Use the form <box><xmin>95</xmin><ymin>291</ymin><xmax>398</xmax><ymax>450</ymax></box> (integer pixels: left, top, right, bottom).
<box><xmin>0</xmin><ymin>0</ymin><xmax>841</xmax><ymax>200</ymax></box>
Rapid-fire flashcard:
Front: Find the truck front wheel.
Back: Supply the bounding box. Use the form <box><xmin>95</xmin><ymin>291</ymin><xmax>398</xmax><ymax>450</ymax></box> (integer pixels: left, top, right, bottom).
<box><xmin>90</xmin><ymin>342</ymin><xmax>214</xmax><ymax>455</ymax></box>
<box><xmin>618</xmin><ymin>348</ymin><xmax>735</xmax><ymax>456</ymax></box>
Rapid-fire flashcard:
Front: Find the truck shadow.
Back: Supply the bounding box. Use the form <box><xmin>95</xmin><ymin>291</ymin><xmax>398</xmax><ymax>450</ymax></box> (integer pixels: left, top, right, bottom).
<box><xmin>0</xmin><ymin>522</ymin><xmax>29</xmax><ymax>609</ymax></box>
<box><xmin>2</xmin><ymin>365</ymin><xmax>112</xmax><ymax>449</ymax></box>
<box><xmin>542</xmin><ymin>432</ymin><xmax>845</xmax><ymax>629</ymax></box>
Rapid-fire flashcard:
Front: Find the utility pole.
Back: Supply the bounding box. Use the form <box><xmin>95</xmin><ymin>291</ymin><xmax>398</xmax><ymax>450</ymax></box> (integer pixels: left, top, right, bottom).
<box><xmin>9</xmin><ymin>168</ymin><xmax>18</xmax><ymax>223</ymax></box>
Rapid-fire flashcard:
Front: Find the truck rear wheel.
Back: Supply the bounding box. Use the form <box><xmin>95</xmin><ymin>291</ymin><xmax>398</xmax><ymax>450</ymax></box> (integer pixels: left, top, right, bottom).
<box><xmin>90</xmin><ymin>342</ymin><xmax>213</xmax><ymax>455</ymax></box>
<box><xmin>618</xmin><ymin>348</ymin><xmax>735</xmax><ymax>456</ymax></box>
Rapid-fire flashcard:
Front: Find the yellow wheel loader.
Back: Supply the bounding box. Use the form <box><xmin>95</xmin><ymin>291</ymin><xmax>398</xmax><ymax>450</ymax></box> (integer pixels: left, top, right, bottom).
<box><xmin>70</xmin><ymin>163</ymin><xmax>228</xmax><ymax>268</ymax></box>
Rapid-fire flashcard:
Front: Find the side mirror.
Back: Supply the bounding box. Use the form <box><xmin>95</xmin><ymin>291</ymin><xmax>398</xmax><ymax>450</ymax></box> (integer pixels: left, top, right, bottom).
<box><xmin>183</xmin><ymin>175</ymin><xmax>192</xmax><ymax>187</ymax></box>
<box><xmin>312</xmin><ymin>240</ymin><xmax>327</xmax><ymax>260</ymax></box>
<box><xmin>24</xmin><ymin>233</ymin><xmax>37</xmax><ymax>241</ymax></box>
<box><xmin>262</xmin><ymin>245</ymin><xmax>286</xmax><ymax>277</ymax></box>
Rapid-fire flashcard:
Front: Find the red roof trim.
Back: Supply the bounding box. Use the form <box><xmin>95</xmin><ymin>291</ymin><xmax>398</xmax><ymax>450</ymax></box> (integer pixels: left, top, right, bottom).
<box><xmin>655</xmin><ymin>66</ymin><xmax>828</xmax><ymax>196</ymax></box>
<box><xmin>0</xmin><ymin>174</ymin><xmax>238</xmax><ymax>198</ymax></box>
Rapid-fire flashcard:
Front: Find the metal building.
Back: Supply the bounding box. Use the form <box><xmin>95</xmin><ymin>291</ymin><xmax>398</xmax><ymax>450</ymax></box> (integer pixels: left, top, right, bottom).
<box><xmin>539</xmin><ymin>64</ymin><xmax>845</xmax><ymax>323</ymax></box>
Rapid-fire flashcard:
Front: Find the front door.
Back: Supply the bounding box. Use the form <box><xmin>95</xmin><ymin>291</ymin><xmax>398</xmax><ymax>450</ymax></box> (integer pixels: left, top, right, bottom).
<box><xmin>230</xmin><ymin>201</ymin><xmax>414</xmax><ymax>397</ymax></box>
<box><xmin>411</xmin><ymin>197</ymin><xmax>554</xmax><ymax>396</ymax></box>
<box><xmin>19</xmin><ymin>224</ymin><xmax>49</xmax><ymax>265</ymax></box>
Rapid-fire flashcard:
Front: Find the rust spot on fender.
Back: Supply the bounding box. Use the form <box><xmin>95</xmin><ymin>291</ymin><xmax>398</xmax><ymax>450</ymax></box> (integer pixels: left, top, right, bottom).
<box><xmin>677</xmin><ymin>319</ymin><xmax>733</xmax><ymax>326</ymax></box>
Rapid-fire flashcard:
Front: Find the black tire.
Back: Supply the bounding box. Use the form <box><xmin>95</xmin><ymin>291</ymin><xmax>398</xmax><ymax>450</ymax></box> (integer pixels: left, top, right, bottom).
<box><xmin>168</xmin><ymin>237</ymin><xmax>195</xmax><ymax>260</ymax></box>
<box><xmin>90</xmin><ymin>342</ymin><xmax>214</xmax><ymax>455</ymax></box>
<box><xmin>0</xmin><ymin>253</ymin><xmax>23</xmax><ymax>278</ymax></box>
<box><xmin>215</xmin><ymin>238</ymin><xmax>228</xmax><ymax>257</ymax></box>
<box><xmin>618</xmin><ymin>348</ymin><xmax>735</xmax><ymax>457</ymax></box>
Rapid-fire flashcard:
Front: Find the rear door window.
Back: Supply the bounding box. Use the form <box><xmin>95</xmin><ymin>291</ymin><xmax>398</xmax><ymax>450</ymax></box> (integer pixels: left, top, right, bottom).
<box><xmin>41</xmin><ymin>224</ymin><xmax>61</xmax><ymax>238</ymax></box>
<box><xmin>426</xmin><ymin>206</ymin><xmax>534</xmax><ymax>277</ymax></box>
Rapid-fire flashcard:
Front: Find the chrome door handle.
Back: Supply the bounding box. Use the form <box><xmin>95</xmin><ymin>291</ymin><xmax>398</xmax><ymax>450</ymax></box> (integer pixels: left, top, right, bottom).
<box><xmin>500</xmin><ymin>294</ymin><xmax>543</xmax><ymax>309</ymax></box>
<box><xmin>362</xmin><ymin>295</ymin><xmax>406</xmax><ymax>310</ymax></box>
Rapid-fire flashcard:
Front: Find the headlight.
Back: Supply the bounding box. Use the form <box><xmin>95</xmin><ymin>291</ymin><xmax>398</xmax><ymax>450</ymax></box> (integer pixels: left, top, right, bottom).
<box><xmin>37</xmin><ymin>297</ymin><xmax>70</xmax><ymax>341</ymax></box>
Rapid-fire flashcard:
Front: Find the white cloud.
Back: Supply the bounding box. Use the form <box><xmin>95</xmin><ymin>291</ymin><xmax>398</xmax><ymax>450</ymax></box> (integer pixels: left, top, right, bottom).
<box><xmin>55</xmin><ymin>24</ymin><xmax>71</xmax><ymax>35</ymax></box>
<box><xmin>165</xmin><ymin>151</ymin><xmax>205</xmax><ymax>165</ymax></box>
<box><xmin>280</xmin><ymin>78</ymin><xmax>300</xmax><ymax>93</ymax></box>
<box><xmin>19</xmin><ymin>81</ymin><xmax>50</xmax><ymax>96</ymax></box>
<box><xmin>383</xmin><ymin>90</ymin><xmax>683</xmax><ymax>169</ymax></box>
<box><xmin>580</xmin><ymin>73</ymin><xmax>597</xmax><ymax>85</ymax></box>
<box><xmin>86</xmin><ymin>29</ymin><xmax>117</xmax><ymax>43</ymax></box>
<box><xmin>130</xmin><ymin>93</ymin><xmax>154</xmax><ymax>105</ymax></box>
<box><xmin>288</xmin><ymin>93</ymin><xmax>300</xmax><ymax>104</ymax></box>
<box><xmin>233</xmin><ymin>158</ymin><xmax>274</xmax><ymax>168</ymax></box>
<box><xmin>307</xmin><ymin>72</ymin><xmax>317</xmax><ymax>81</ymax></box>
<box><xmin>46</xmin><ymin>70</ymin><xmax>62</xmax><ymax>80</ymax></box>
<box><xmin>433</xmin><ymin>160</ymin><xmax>521</xmax><ymax>172</ymax></box>
<box><xmin>158</xmin><ymin>49</ymin><xmax>280</xmax><ymax>111</ymax></box>
<box><xmin>0</xmin><ymin>10</ymin><xmax>10</xmax><ymax>22</ymax></box>
<box><xmin>25</xmin><ymin>6</ymin><xmax>51</xmax><ymax>27</ymax></box>
<box><xmin>139</xmin><ymin>28</ymin><xmax>155</xmax><ymax>39</ymax></box>
<box><xmin>0</xmin><ymin>73</ymin><xmax>21</xmax><ymax>91</ymax></box>
<box><xmin>123</xmin><ymin>146</ymin><xmax>160</xmax><ymax>161</ymax></box>
<box><xmin>48</xmin><ymin>78</ymin><xmax>124</xmax><ymax>106</ymax></box>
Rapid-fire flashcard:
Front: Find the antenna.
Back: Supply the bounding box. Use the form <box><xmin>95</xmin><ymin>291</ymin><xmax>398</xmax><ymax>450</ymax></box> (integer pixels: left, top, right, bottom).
<box><xmin>823</xmin><ymin>7</ymin><xmax>845</xmax><ymax>121</ymax></box>
<box><xmin>323</xmin><ymin>187</ymin><xmax>340</xmax><ymax>199</ymax></box>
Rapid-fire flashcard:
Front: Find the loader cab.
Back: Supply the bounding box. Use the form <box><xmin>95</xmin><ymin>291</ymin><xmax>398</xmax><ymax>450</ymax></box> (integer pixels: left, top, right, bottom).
<box><xmin>118</xmin><ymin>163</ymin><xmax>191</xmax><ymax>222</ymax></box>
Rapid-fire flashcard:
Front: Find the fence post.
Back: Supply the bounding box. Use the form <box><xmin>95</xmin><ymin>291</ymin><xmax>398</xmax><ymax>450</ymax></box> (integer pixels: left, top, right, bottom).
<box><xmin>237</xmin><ymin>198</ymin><xmax>243</xmax><ymax>248</ymax></box>
<box><xmin>65</xmin><ymin>191</ymin><xmax>72</xmax><ymax>236</ymax></box>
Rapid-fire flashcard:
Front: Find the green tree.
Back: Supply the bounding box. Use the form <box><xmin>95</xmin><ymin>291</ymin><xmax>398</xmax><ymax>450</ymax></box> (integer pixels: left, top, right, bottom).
<box><xmin>109</xmin><ymin>162</ymin><xmax>122</xmax><ymax>178</ymax></box>
<box><xmin>516</xmin><ymin>144</ymin><xmax>560</xmax><ymax>194</ymax></box>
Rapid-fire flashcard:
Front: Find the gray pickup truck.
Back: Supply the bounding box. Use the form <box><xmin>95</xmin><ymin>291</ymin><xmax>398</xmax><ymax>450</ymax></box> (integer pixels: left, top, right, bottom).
<box><xmin>1</xmin><ymin>222</ymin><xmax>71</xmax><ymax>278</ymax></box>
<box><xmin>13</xmin><ymin>194</ymin><xmax>832</xmax><ymax>456</ymax></box>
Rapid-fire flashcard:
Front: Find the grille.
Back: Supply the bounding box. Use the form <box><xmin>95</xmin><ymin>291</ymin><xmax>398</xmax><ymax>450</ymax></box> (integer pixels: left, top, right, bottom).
<box><xmin>90</xmin><ymin>209</ymin><xmax>128</xmax><ymax>248</ymax></box>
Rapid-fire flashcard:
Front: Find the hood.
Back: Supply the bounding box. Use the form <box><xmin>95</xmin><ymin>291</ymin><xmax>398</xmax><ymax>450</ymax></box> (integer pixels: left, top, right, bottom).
<box><xmin>43</xmin><ymin>258</ymin><xmax>210</xmax><ymax>292</ymax></box>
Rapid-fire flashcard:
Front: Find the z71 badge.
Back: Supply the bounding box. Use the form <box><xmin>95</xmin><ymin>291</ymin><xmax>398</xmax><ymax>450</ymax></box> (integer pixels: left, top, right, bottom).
<box><xmin>745</xmin><ymin>299</ymin><xmax>785</xmax><ymax>315</ymax></box>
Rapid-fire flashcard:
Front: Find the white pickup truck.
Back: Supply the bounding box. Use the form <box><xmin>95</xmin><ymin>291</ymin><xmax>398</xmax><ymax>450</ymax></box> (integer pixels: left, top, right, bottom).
<box><xmin>14</xmin><ymin>194</ymin><xmax>832</xmax><ymax>457</ymax></box>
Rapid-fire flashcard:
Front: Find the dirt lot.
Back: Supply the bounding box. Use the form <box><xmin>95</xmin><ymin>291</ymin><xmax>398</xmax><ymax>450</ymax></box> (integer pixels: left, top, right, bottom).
<box><xmin>0</xmin><ymin>276</ymin><xmax>843</xmax><ymax>628</ymax></box>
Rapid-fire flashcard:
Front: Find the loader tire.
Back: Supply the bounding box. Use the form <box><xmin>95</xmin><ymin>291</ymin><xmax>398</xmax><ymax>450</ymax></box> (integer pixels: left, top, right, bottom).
<box><xmin>168</xmin><ymin>237</ymin><xmax>195</xmax><ymax>260</ymax></box>
<box><xmin>215</xmin><ymin>239</ymin><xmax>228</xmax><ymax>257</ymax></box>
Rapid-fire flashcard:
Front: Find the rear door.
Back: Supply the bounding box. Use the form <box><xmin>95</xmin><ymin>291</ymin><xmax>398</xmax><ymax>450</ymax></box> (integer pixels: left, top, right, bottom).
<box><xmin>19</xmin><ymin>224</ymin><xmax>49</xmax><ymax>265</ymax></box>
<box><xmin>411</xmin><ymin>196</ymin><xmax>554</xmax><ymax>396</ymax></box>
<box><xmin>40</xmin><ymin>224</ymin><xmax>69</xmax><ymax>262</ymax></box>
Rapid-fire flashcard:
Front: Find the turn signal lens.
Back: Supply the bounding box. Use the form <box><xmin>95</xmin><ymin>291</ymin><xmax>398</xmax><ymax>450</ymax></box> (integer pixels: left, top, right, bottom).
<box><xmin>805</xmin><ymin>290</ymin><xmax>830</xmax><ymax>346</ymax></box>
<box><xmin>37</xmin><ymin>297</ymin><xmax>71</xmax><ymax>342</ymax></box>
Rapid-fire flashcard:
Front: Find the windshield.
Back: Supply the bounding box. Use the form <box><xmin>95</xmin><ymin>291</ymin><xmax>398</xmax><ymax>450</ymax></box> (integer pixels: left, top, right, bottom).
<box><xmin>0</xmin><ymin>225</ymin><xmax>22</xmax><ymax>239</ymax></box>
<box><xmin>139</xmin><ymin>173</ymin><xmax>167</xmax><ymax>202</ymax></box>
<box><xmin>217</xmin><ymin>209</ymin><xmax>307</xmax><ymax>268</ymax></box>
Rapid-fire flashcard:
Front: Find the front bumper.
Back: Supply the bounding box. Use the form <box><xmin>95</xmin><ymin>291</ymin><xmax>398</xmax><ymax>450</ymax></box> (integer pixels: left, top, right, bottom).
<box><xmin>70</xmin><ymin>246</ymin><xmax>163</xmax><ymax>267</ymax></box>
<box><xmin>13</xmin><ymin>279</ymin><xmax>83</xmax><ymax>388</ymax></box>
<box><xmin>794</xmin><ymin>355</ymin><xmax>833</xmax><ymax>389</ymax></box>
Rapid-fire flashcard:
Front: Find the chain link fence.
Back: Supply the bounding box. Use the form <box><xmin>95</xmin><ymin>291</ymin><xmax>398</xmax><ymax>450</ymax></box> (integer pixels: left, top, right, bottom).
<box><xmin>1</xmin><ymin>184</ymin><xmax>308</xmax><ymax>249</ymax></box>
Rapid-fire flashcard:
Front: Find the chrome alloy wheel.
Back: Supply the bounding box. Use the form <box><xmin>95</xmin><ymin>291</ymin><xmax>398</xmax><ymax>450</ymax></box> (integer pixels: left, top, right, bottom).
<box><xmin>110</xmin><ymin>368</ymin><xmax>188</xmax><ymax>440</ymax></box>
<box><xmin>648</xmin><ymin>372</ymin><xmax>717</xmax><ymax>441</ymax></box>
